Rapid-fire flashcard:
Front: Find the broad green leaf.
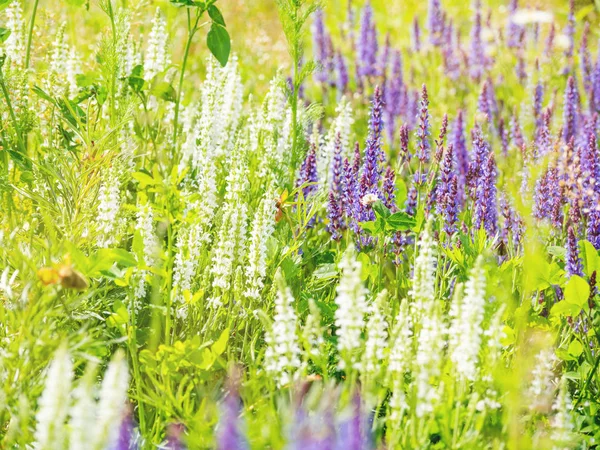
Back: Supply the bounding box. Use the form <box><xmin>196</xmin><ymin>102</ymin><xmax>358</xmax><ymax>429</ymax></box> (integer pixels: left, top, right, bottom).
<box><xmin>212</xmin><ymin>328</ymin><xmax>229</xmax><ymax>356</ymax></box>
<box><xmin>386</xmin><ymin>212</ymin><xmax>417</xmax><ymax>231</ymax></box>
<box><xmin>132</xmin><ymin>171</ymin><xmax>157</xmax><ymax>187</ymax></box>
<box><xmin>0</xmin><ymin>27</ymin><xmax>10</xmax><ymax>44</ymax></box>
<box><xmin>580</xmin><ymin>240</ymin><xmax>600</xmax><ymax>277</ymax></box>
<box><xmin>207</xmin><ymin>23</ymin><xmax>230</xmax><ymax>67</ymax></box>
<box><xmin>564</xmin><ymin>275</ymin><xmax>590</xmax><ymax>308</ymax></box>
<box><xmin>208</xmin><ymin>5</ymin><xmax>226</xmax><ymax>26</ymax></box>
<box><xmin>372</xmin><ymin>201</ymin><xmax>390</xmax><ymax>219</ymax></box>
<box><xmin>550</xmin><ymin>300</ymin><xmax>581</xmax><ymax>318</ymax></box>
<box><xmin>359</xmin><ymin>221</ymin><xmax>376</xmax><ymax>234</ymax></box>
<box><xmin>568</xmin><ymin>339</ymin><xmax>584</xmax><ymax>358</ymax></box>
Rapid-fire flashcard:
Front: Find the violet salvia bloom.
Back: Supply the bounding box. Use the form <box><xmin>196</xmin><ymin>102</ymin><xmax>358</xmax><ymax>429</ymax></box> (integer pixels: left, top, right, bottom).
<box><xmin>115</xmin><ymin>412</ymin><xmax>138</xmax><ymax>450</ymax></box>
<box><xmin>383</xmin><ymin>51</ymin><xmax>404</xmax><ymax>143</ymax></box>
<box><xmin>549</xmin><ymin>167</ymin><xmax>565</xmax><ymax>229</ymax></box>
<box><xmin>427</xmin><ymin>0</ymin><xmax>445</xmax><ymax>47</ymax></box>
<box><xmin>377</xmin><ymin>33</ymin><xmax>391</xmax><ymax>77</ymax></box>
<box><xmin>412</xmin><ymin>17</ymin><xmax>421</xmax><ymax>53</ymax></box>
<box><xmin>352</xmin><ymin>142</ymin><xmax>362</xmax><ymax>176</ymax></box>
<box><xmin>357</xmin><ymin>1</ymin><xmax>378</xmax><ymax>79</ymax></box>
<box><xmin>405</xmin><ymin>183</ymin><xmax>418</xmax><ymax>216</ymax></box>
<box><xmin>399</xmin><ymin>123</ymin><xmax>411</xmax><ymax>163</ymax></box>
<box><xmin>467</xmin><ymin>126</ymin><xmax>490</xmax><ymax>197</ymax></box>
<box><xmin>415</xmin><ymin>84</ymin><xmax>431</xmax><ymax>164</ymax></box>
<box><xmin>164</xmin><ymin>424</ymin><xmax>186</xmax><ymax>450</ymax></box>
<box><xmin>334</xmin><ymin>392</ymin><xmax>372</xmax><ymax>450</ymax></box>
<box><xmin>587</xmin><ymin>204</ymin><xmax>600</xmax><ymax>250</ymax></box>
<box><xmin>506</xmin><ymin>0</ymin><xmax>523</xmax><ymax>48</ymax></box>
<box><xmin>342</xmin><ymin>158</ymin><xmax>358</xmax><ymax>219</ymax></box>
<box><xmin>500</xmin><ymin>193</ymin><xmax>524</xmax><ymax>251</ymax></box>
<box><xmin>536</xmin><ymin>107</ymin><xmax>553</xmax><ymax>155</ymax></box>
<box><xmin>469</xmin><ymin>2</ymin><xmax>486</xmax><ymax>80</ymax></box>
<box><xmin>564</xmin><ymin>0</ymin><xmax>576</xmax><ymax>59</ymax></box>
<box><xmin>580</xmin><ymin>132</ymin><xmax>600</xmax><ymax>206</ymax></box>
<box><xmin>328</xmin><ymin>191</ymin><xmax>345</xmax><ymax>241</ymax></box>
<box><xmin>437</xmin><ymin>144</ymin><xmax>455</xmax><ymax>215</ymax></box>
<box><xmin>360</xmin><ymin>86</ymin><xmax>384</xmax><ymax>193</ymax></box>
<box><xmin>217</xmin><ymin>389</ymin><xmax>248</xmax><ymax>450</ymax></box>
<box><xmin>297</xmin><ymin>144</ymin><xmax>319</xmax><ymax>198</ymax></box>
<box><xmin>563</xmin><ymin>76</ymin><xmax>579</xmax><ymax>144</ymax></box>
<box><xmin>331</xmin><ymin>133</ymin><xmax>344</xmax><ymax>195</ymax></box>
<box><xmin>383</xmin><ymin>167</ymin><xmax>396</xmax><ymax>210</ymax></box>
<box><xmin>442</xmin><ymin>19</ymin><xmax>461</xmax><ymax>79</ymax></box>
<box><xmin>592</xmin><ymin>46</ymin><xmax>600</xmax><ymax>112</ymax></box>
<box><xmin>313</xmin><ymin>9</ymin><xmax>329</xmax><ymax>84</ymax></box>
<box><xmin>534</xmin><ymin>169</ymin><xmax>552</xmax><ymax>220</ymax></box>
<box><xmin>477</xmin><ymin>79</ymin><xmax>492</xmax><ymax>122</ymax></box>
<box><xmin>566</xmin><ymin>226</ymin><xmax>584</xmax><ymax>277</ymax></box>
<box><xmin>442</xmin><ymin>176</ymin><xmax>459</xmax><ymax>235</ymax></box>
<box><xmin>450</xmin><ymin>110</ymin><xmax>469</xmax><ymax>183</ymax></box>
<box><xmin>510</xmin><ymin>111</ymin><xmax>525</xmax><ymax>149</ymax></box>
<box><xmin>581</xmin><ymin>22</ymin><xmax>592</xmax><ymax>93</ymax></box>
<box><xmin>335</xmin><ymin>51</ymin><xmax>349</xmax><ymax>95</ymax></box>
<box><xmin>499</xmin><ymin>117</ymin><xmax>509</xmax><ymax>156</ymax></box>
<box><xmin>544</xmin><ymin>22</ymin><xmax>555</xmax><ymax>58</ymax></box>
<box><xmin>473</xmin><ymin>151</ymin><xmax>498</xmax><ymax>237</ymax></box>
<box><xmin>533</xmin><ymin>81</ymin><xmax>544</xmax><ymax>133</ymax></box>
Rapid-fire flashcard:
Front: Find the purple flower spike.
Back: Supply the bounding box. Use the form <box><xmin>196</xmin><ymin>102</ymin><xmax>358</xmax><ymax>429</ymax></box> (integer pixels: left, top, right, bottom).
<box><xmin>566</xmin><ymin>226</ymin><xmax>584</xmax><ymax>277</ymax></box>
<box><xmin>427</xmin><ymin>0</ymin><xmax>445</xmax><ymax>47</ymax></box>
<box><xmin>335</xmin><ymin>51</ymin><xmax>349</xmax><ymax>95</ymax></box>
<box><xmin>450</xmin><ymin>111</ymin><xmax>468</xmax><ymax>198</ymax></box>
<box><xmin>437</xmin><ymin>144</ymin><xmax>455</xmax><ymax>215</ymax></box>
<box><xmin>384</xmin><ymin>51</ymin><xmax>404</xmax><ymax>143</ymax></box>
<box><xmin>360</xmin><ymin>86</ymin><xmax>385</xmax><ymax>193</ymax></box>
<box><xmin>405</xmin><ymin>183</ymin><xmax>418</xmax><ymax>216</ymax></box>
<box><xmin>328</xmin><ymin>191</ymin><xmax>345</xmax><ymax>241</ymax></box>
<box><xmin>377</xmin><ymin>33</ymin><xmax>391</xmax><ymax>77</ymax></box>
<box><xmin>544</xmin><ymin>23</ymin><xmax>556</xmax><ymax>57</ymax></box>
<box><xmin>581</xmin><ymin>22</ymin><xmax>592</xmax><ymax>94</ymax></box>
<box><xmin>115</xmin><ymin>409</ymin><xmax>138</xmax><ymax>450</ymax></box>
<box><xmin>357</xmin><ymin>1</ymin><xmax>378</xmax><ymax>80</ymax></box>
<box><xmin>564</xmin><ymin>0</ymin><xmax>576</xmax><ymax>59</ymax></box>
<box><xmin>506</xmin><ymin>0</ymin><xmax>523</xmax><ymax>48</ymax></box>
<box><xmin>467</xmin><ymin>126</ymin><xmax>490</xmax><ymax>197</ymax></box>
<box><xmin>587</xmin><ymin>204</ymin><xmax>600</xmax><ymax>250</ymax></box>
<box><xmin>399</xmin><ymin>123</ymin><xmax>411</xmax><ymax>164</ymax></box>
<box><xmin>412</xmin><ymin>17</ymin><xmax>422</xmax><ymax>53</ymax></box>
<box><xmin>313</xmin><ymin>9</ymin><xmax>329</xmax><ymax>84</ymax></box>
<box><xmin>473</xmin><ymin>151</ymin><xmax>498</xmax><ymax>237</ymax></box>
<box><xmin>442</xmin><ymin>176</ymin><xmax>459</xmax><ymax>235</ymax></box>
<box><xmin>415</xmin><ymin>84</ymin><xmax>431</xmax><ymax>164</ymax></box>
<box><xmin>334</xmin><ymin>392</ymin><xmax>372</xmax><ymax>450</ymax></box>
<box><xmin>562</xmin><ymin>76</ymin><xmax>580</xmax><ymax>144</ymax></box>
<box><xmin>165</xmin><ymin>424</ymin><xmax>186</xmax><ymax>450</ymax></box>
<box><xmin>297</xmin><ymin>144</ymin><xmax>319</xmax><ymax>198</ymax></box>
<box><xmin>331</xmin><ymin>133</ymin><xmax>344</xmax><ymax>195</ymax></box>
<box><xmin>383</xmin><ymin>167</ymin><xmax>396</xmax><ymax>210</ymax></box>
<box><xmin>469</xmin><ymin>2</ymin><xmax>486</xmax><ymax>80</ymax></box>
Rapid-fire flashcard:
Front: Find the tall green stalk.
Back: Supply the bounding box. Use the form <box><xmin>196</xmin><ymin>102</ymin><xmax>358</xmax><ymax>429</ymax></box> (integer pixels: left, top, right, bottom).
<box><xmin>25</xmin><ymin>0</ymin><xmax>40</xmax><ymax>69</ymax></box>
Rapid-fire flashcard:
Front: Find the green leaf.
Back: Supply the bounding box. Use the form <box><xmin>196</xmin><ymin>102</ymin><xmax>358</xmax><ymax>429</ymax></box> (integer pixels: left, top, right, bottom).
<box><xmin>132</xmin><ymin>171</ymin><xmax>157</xmax><ymax>188</ymax></box>
<box><xmin>386</xmin><ymin>212</ymin><xmax>417</xmax><ymax>231</ymax></box>
<box><xmin>212</xmin><ymin>327</ymin><xmax>229</xmax><ymax>356</ymax></box>
<box><xmin>207</xmin><ymin>23</ymin><xmax>230</xmax><ymax>67</ymax></box>
<box><xmin>150</xmin><ymin>82</ymin><xmax>177</xmax><ymax>102</ymax></box>
<box><xmin>568</xmin><ymin>339</ymin><xmax>584</xmax><ymax>358</ymax></box>
<box><xmin>64</xmin><ymin>0</ymin><xmax>87</xmax><ymax>5</ymax></box>
<box><xmin>208</xmin><ymin>5</ymin><xmax>226</xmax><ymax>26</ymax></box>
<box><xmin>128</xmin><ymin>65</ymin><xmax>145</xmax><ymax>92</ymax></box>
<box><xmin>372</xmin><ymin>201</ymin><xmax>391</xmax><ymax>219</ymax></box>
<box><xmin>359</xmin><ymin>221</ymin><xmax>376</xmax><ymax>234</ymax></box>
<box><xmin>580</xmin><ymin>240</ymin><xmax>600</xmax><ymax>277</ymax></box>
<box><xmin>0</xmin><ymin>27</ymin><xmax>10</xmax><ymax>44</ymax></box>
<box><xmin>564</xmin><ymin>275</ymin><xmax>590</xmax><ymax>308</ymax></box>
<box><xmin>550</xmin><ymin>300</ymin><xmax>581</xmax><ymax>318</ymax></box>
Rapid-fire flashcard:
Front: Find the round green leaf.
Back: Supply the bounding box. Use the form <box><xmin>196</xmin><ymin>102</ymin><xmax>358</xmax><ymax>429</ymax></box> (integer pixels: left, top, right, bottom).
<box><xmin>564</xmin><ymin>275</ymin><xmax>590</xmax><ymax>307</ymax></box>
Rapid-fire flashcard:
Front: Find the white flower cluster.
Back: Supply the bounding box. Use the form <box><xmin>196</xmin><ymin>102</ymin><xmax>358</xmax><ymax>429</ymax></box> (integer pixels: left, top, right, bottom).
<box><xmin>449</xmin><ymin>257</ymin><xmax>487</xmax><ymax>380</ymax></box>
<box><xmin>335</xmin><ymin>245</ymin><xmax>369</xmax><ymax>370</ymax></box>
<box><xmin>409</xmin><ymin>223</ymin><xmax>437</xmax><ymax>316</ymax></box>
<box><xmin>549</xmin><ymin>377</ymin><xmax>575</xmax><ymax>448</ymax></box>
<box><xmin>244</xmin><ymin>192</ymin><xmax>277</xmax><ymax>299</ymax></box>
<box><xmin>529</xmin><ymin>348</ymin><xmax>558</xmax><ymax>411</ymax></box>
<box><xmin>362</xmin><ymin>289</ymin><xmax>389</xmax><ymax>378</ymax></box>
<box><xmin>35</xmin><ymin>349</ymin><xmax>129</xmax><ymax>450</ymax></box>
<box><xmin>47</xmin><ymin>25</ymin><xmax>80</xmax><ymax>96</ymax></box>
<box><xmin>144</xmin><ymin>8</ymin><xmax>169</xmax><ymax>81</ymax></box>
<box><xmin>264</xmin><ymin>272</ymin><xmax>301</xmax><ymax>386</ymax></box>
<box><xmin>2</xmin><ymin>1</ymin><xmax>24</xmax><ymax>67</ymax></box>
<box><xmin>96</xmin><ymin>169</ymin><xmax>121</xmax><ymax>248</ymax></box>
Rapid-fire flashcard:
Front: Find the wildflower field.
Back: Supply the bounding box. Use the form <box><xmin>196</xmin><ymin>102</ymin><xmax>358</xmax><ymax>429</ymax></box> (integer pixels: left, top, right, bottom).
<box><xmin>3</xmin><ymin>0</ymin><xmax>600</xmax><ymax>448</ymax></box>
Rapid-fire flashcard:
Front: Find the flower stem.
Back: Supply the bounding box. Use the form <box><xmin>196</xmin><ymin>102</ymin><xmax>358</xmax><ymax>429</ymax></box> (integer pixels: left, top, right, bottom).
<box><xmin>25</xmin><ymin>0</ymin><xmax>40</xmax><ymax>69</ymax></box>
